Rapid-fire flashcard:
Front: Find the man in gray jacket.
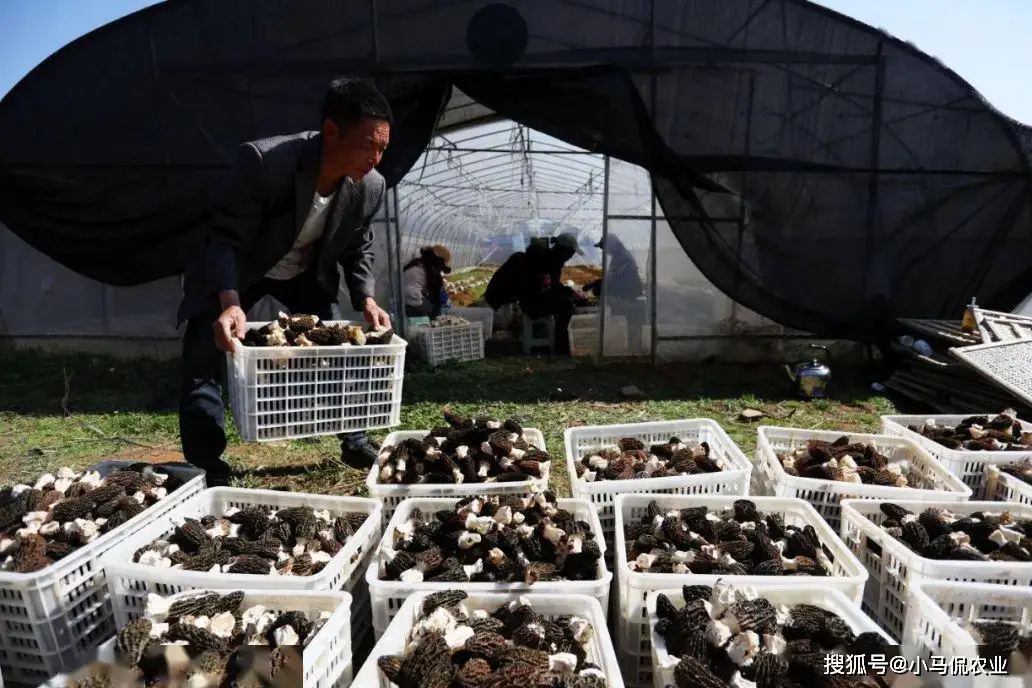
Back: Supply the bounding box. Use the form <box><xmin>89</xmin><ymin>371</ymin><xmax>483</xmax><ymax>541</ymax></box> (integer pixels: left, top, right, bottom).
<box><xmin>177</xmin><ymin>76</ymin><xmax>393</xmax><ymax>485</ymax></box>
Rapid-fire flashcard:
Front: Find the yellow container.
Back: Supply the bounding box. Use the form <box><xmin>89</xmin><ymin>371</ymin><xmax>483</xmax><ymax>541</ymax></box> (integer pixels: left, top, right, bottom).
<box><xmin>960</xmin><ymin>296</ymin><xmax>977</xmax><ymax>333</ymax></box>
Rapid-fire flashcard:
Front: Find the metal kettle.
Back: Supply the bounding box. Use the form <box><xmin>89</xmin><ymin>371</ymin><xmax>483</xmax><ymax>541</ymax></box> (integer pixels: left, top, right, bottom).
<box><xmin>784</xmin><ymin>345</ymin><xmax>832</xmax><ymax>399</ymax></box>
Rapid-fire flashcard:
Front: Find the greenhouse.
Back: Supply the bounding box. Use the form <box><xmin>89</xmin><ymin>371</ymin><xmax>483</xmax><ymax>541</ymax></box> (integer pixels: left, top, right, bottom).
<box><xmin>1</xmin><ymin>0</ymin><xmax>1030</xmax><ymax>362</ymax></box>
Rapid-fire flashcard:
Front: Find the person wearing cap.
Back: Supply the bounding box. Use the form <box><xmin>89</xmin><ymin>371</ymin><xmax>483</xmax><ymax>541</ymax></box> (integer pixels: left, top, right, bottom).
<box><xmin>403</xmin><ymin>245</ymin><xmax>452</xmax><ymax>317</ymax></box>
<box><xmin>485</xmin><ymin>232</ymin><xmax>583</xmax><ymax>354</ymax></box>
<box><xmin>585</xmin><ymin>234</ymin><xmax>643</xmax><ymax>302</ymax></box>
<box><xmin>586</xmin><ymin>234</ymin><xmax>647</xmax><ymax>351</ymax></box>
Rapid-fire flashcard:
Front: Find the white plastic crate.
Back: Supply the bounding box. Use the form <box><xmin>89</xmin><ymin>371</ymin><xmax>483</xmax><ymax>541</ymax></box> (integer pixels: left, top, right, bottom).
<box><xmin>0</xmin><ymin>462</ymin><xmax>204</xmax><ymax>688</ymax></box>
<box><xmin>614</xmin><ymin>493</ymin><xmax>868</xmax><ymax>688</ymax></box>
<box><xmin>986</xmin><ymin>464</ymin><xmax>1032</xmax><ymax>507</ymax></box>
<box><xmin>245</xmin><ymin>589</ymin><xmax>353</xmax><ymax>688</ymax></box>
<box><xmin>881</xmin><ymin>414</ymin><xmax>1032</xmax><ymax>498</ymax></box>
<box><xmin>227</xmin><ymin>320</ymin><xmax>407</xmax><ymax>442</ymax></box>
<box><xmin>43</xmin><ymin>589</ymin><xmax>352</xmax><ymax>688</ymax></box>
<box><xmin>409</xmin><ymin>321</ymin><xmax>484</xmax><ymax>366</ymax></box>
<box><xmin>449</xmin><ymin>307</ymin><xmax>494</xmax><ymax>340</ymax></box>
<box><xmin>904</xmin><ymin>580</ymin><xmax>1032</xmax><ymax>672</ymax></box>
<box><xmin>352</xmin><ymin>592</ymin><xmax>624</xmax><ymax>688</ymax></box>
<box><xmin>649</xmin><ymin>586</ymin><xmax>893</xmax><ymax>688</ymax></box>
<box><xmin>99</xmin><ymin>487</ymin><xmax>381</xmax><ymax>662</ymax></box>
<box><xmin>367</xmin><ymin>496</ymin><xmax>612</xmax><ymax>636</ymax></box>
<box><xmin>840</xmin><ymin>498</ymin><xmax>1032</xmax><ymax>642</ymax></box>
<box><xmin>564</xmin><ymin>419</ymin><xmax>752</xmax><ymax>561</ymax></box>
<box><xmin>569</xmin><ymin>313</ymin><xmax>629</xmax><ymax>357</ymax></box>
<box><xmin>367</xmin><ymin>429</ymin><xmax>548</xmax><ymax>525</ymax></box>
<box><xmin>755</xmin><ymin>426</ymin><xmax>971</xmax><ymax>531</ymax></box>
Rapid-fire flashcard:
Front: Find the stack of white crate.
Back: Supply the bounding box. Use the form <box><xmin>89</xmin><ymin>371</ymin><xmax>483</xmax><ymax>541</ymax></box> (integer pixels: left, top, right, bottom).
<box><xmin>100</xmin><ymin>488</ymin><xmax>383</xmax><ymax>670</ymax></box>
<box><xmin>0</xmin><ymin>462</ymin><xmax>204</xmax><ymax>687</ymax></box>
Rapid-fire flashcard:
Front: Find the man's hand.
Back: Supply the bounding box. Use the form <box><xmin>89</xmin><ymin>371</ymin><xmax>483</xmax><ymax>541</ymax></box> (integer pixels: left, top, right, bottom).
<box><xmin>214</xmin><ymin>304</ymin><xmax>247</xmax><ymax>352</ymax></box>
<box><xmin>362</xmin><ymin>297</ymin><xmax>391</xmax><ymax>330</ymax></box>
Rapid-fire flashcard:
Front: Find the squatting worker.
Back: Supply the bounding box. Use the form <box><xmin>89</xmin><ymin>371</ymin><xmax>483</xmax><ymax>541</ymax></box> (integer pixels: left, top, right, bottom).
<box><xmin>402</xmin><ymin>245</ymin><xmax>452</xmax><ymax>318</ymax></box>
<box><xmin>176</xmin><ymin>76</ymin><xmax>393</xmax><ymax>485</ymax></box>
<box><xmin>484</xmin><ymin>232</ymin><xmax>583</xmax><ymax>355</ymax></box>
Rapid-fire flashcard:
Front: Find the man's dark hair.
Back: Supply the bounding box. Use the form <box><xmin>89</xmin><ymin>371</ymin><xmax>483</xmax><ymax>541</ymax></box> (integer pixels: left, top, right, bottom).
<box><xmin>322</xmin><ymin>77</ymin><xmax>394</xmax><ymax>130</ymax></box>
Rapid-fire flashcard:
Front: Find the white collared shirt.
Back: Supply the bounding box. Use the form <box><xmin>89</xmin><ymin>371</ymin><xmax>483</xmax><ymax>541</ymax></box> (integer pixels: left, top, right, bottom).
<box><xmin>265</xmin><ymin>190</ymin><xmax>337</xmax><ymax>280</ymax></box>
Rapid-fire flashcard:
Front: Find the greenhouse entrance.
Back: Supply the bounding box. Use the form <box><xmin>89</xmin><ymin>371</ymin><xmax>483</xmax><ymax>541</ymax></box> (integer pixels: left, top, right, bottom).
<box><xmin>376</xmin><ymin>97</ymin><xmax>792</xmax><ymax>364</ymax></box>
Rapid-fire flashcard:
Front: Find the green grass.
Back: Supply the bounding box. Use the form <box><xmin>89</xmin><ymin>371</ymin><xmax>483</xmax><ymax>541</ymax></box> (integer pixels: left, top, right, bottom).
<box><xmin>0</xmin><ymin>347</ymin><xmax>899</xmax><ymax>495</ymax></box>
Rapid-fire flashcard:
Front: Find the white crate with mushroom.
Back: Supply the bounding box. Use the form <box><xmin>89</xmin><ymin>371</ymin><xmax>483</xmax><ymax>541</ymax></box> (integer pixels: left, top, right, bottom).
<box><xmin>880</xmin><ymin>412</ymin><xmax>1032</xmax><ymax>498</ymax></box>
<box><xmin>840</xmin><ymin>498</ymin><xmax>1032</xmax><ymax>641</ymax></box>
<box><xmin>368</xmin><ymin>419</ymin><xmax>549</xmax><ymax>525</ymax></box>
<box><xmin>986</xmin><ymin>461</ymin><xmax>1032</xmax><ymax>507</ymax></box>
<box><xmin>614</xmin><ymin>494</ymin><xmax>868</xmax><ymax>688</ymax></box>
<box><xmin>648</xmin><ymin>584</ymin><xmax>895</xmax><ymax>688</ymax></box>
<box><xmin>42</xmin><ymin>589</ymin><xmax>352</xmax><ymax>688</ymax></box>
<box><xmin>352</xmin><ymin>591</ymin><xmax>623</xmax><ymax>688</ymax></box>
<box><xmin>366</xmin><ymin>493</ymin><xmax>611</xmax><ymax>637</ymax></box>
<box><xmin>755</xmin><ymin>426</ymin><xmax>971</xmax><ymax>530</ymax></box>
<box><xmin>564</xmin><ymin>419</ymin><xmax>752</xmax><ymax>563</ymax></box>
<box><xmin>0</xmin><ymin>461</ymin><xmax>204</xmax><ymax>687</ymax></box>
<box><xmin>100</xmin><ymin>488</ymin><xmax>381</xmax><ymax>665</ymax></box>
<box><xmin>447</xmin><ymin>307</ymin><xmax>495</xmax><ymax>340</ymax></box>
<box><xmin>903</xmin><ymin>580</ymin><xmax>1032</xmax><ymax>673</ymax></box>
<box><xmin>227</xmin><ymin>317</ymin><xmax>406</xmax><ymax>442</ymax></box>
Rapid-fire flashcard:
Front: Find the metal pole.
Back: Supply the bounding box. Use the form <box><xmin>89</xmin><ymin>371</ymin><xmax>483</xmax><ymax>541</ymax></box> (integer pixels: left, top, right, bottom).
<box><xmin>383</xmin><ymin>187</ymin><xmax>398</xmax><ymax>333</ymax></box>
<box><xmin>598</xmin><ymin>155</ymin><xmax>611</xmax><ymax>360</ymax></box>
<box><xmin>649</xmin><ymin>185</ymin><xmax>658</xmax><ymax>365</ymax></box>
<box><xmin>391</xmin><ymin>188</ymin><xmax>406</xmax><ymax>337</ymax></box>
<box><xmin>382</xmin><ymin>216</ymin><xmax>394</xmax><ymax>323</ymax></box>
<box><xmin>394</xmin><ymin>189</ymin><xmax>404</xmax><ymax>330</ymax></box>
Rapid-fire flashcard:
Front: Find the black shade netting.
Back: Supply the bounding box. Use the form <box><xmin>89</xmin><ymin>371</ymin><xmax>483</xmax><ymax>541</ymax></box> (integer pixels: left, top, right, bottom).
<box><xmin>0</xmin><ymin>0</ymin><xmax>1030</xmax><ymax>339</ymax></box>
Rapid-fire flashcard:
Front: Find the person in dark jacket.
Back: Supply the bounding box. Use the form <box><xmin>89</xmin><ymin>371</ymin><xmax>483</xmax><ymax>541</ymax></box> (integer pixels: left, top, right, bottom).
<box><xmin>584</xmin><ymin>234</ymin><xmax>644</xmax><ymax>302</ymax></box>
<box><xmin>585</xmin><ymin>234</ymin><xmax>648</xmax><ymax>350</ymax></box>
<box><xmin>177</xmin><ymin>76</ymin><xmax>393</xmax><ymax>484</ymax></box>
<box><xmin>484</xmin><ymin>232</ymin><xmax>582</xmax><ymax>354</ymax></box>
<box><xmin>403</xmin><ymin>245</ymin><xmax>452</xmax><ymax>317</ymax></box>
